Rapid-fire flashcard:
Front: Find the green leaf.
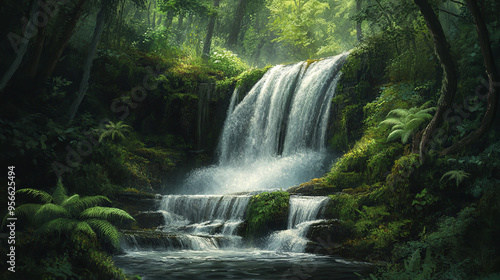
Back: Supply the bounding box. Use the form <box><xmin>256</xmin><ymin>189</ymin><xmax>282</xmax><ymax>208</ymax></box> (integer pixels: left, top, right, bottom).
<box><xmin>17</xmin><ymin>188</ymin><xmax>53</xmax><ymax>203</ymax></box>
<box><xmin>79</xmin><ymin>207</ymin><xmax>135</xmax><ymax>222</ymax></box>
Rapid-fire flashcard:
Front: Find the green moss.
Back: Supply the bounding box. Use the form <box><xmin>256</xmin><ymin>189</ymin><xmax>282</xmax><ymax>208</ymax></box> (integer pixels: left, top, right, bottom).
<box><xmin>245</xmin><ymin>191</ymin><xmax>289</xmax><ymax>241</ymax></box>
<box><xmin>235</xmin><ymin>66</ymin><xmax>272</xmax><ymax>91</ymax></box>
<box><xmin>328</xmin><ymin>193</ymin><xmax>362</xmax><ymax>221</ymax></box>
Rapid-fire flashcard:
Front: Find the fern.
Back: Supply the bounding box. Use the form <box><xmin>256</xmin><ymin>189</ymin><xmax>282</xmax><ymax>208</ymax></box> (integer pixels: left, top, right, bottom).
<box><xmin>7</xmin><ymin>181</ymin><xmax>134</xmax><ymax>249</ymax></box>
<box><xmin>80</xmin><ymin>206</ymin><xmax>134</xmax><ymax>222</ymax></box>
<box><xmin>34</xmin><ymin>203</ymin><xmax>69</xmax><ymax>226</ymax></box>
<box><xmin>98</xmin><ymin>121</ymin><xmax>132</xmax><ymax>142</ymax></box>
<box><xmin>86</xmin><ymin>219</ymin><xmax>121</xmax><ymax>248</ymax></box>
<box><xmin>381</xmin><ymin>103</ymin><xmax>436</xmax><ymax>144</ymax></box>
<box><xmin>16</xmin><ymin>188</ymin><xmax>52</xmax><ymax>203</ymax></box>
<box><xmin>440</xmin><ymin>170</ymin><xmax>470</xmax><ymax>187</ymax></box>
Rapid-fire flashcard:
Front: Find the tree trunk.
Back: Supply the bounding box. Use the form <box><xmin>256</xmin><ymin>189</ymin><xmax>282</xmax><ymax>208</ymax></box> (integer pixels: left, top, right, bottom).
<box><xmin>202</xmin><ymin>0</ymin><xmax>221</xmax><ymax>60</ymax></box>
<box><xmin>177</xmin><ymin>13</ymin><xmax>184</xmax><ymax>42</ymax></box>
<box><xmin>165</xmin><ymin>10</ymin><xmax>174</xmax><ymax>28</ymax></box>
<box><xmin>441</xmin><ymin>0</ymin><xmax>499</xmax><ymax>155</ymax></box>
<box><xmin>38</xmin><ymin>0</ymin><xmax>87</xmax><ymax>82</ymax></box>
<box><xmin>146</xmin><ymin>0</ymin><xmax>152</xmax><ymax>26</ymax></box>
<box><xmin>67</xmin><ymin>6</ymin><xmax>106</xmax><ymax>124</ymax></box>
<box><xmin>356</xmin><ymin>0</ymin><xmax>363</xmax><ymax>42</ymax></box>
<box><xmin>0</xmin><ymin>0</ymin><xmax>39</xmax><ymax>92</ymax></box>
<box><xmin>413</xmin><ymin>0</ymin><xmax>458</xmax><ymax>159</ymax></box>
<box><xmin>226</xmin><ymin>0</ymin><xmax>247</xmax><ymax>49</ymax></box>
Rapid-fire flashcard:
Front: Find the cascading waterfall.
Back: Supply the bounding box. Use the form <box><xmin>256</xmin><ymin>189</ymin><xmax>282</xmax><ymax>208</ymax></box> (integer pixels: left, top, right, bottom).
<box><xmin>265</xmin><ymin>196</ymin><xmax>329</xmax><ymax>252</ymax></box>
<box><xmin>183</xmin><ymin>52</ymin><xmax>348</xmax><ymax>194</ymax></box>
<box><xmin>115</xmin><ymin>54</ymin><xmax>372</xmax><ymax>279</ymax></box>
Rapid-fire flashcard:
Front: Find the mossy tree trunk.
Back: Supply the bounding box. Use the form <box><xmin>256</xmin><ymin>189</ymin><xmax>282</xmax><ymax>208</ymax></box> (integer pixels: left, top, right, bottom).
<box><xmin>413</xmin><ymin>0</ymin><xmax>458</xmax><ymax>159</ymax></box>
<box><xmin>441</xmin><ymin>0</ymin><xmax>499</xmax><ymax>155</ymax></box>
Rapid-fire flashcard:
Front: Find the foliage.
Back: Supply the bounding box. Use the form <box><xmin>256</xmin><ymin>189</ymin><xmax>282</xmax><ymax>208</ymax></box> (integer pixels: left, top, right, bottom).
<box><xmin>380</xmin><ymin>102</ymin><xmax>436</xmax><ymax>144</ymax></box>
<box><xmin>440</xmin><ymin>170</ymin><xmax>470</xmax><ymax>187</ymax></box>
<box><xmin>98</xmin><ymin>121</ymin><xmax>133</xmax><ymax>142</ymax></box>
<box><xmin>245</xmin><ymin>191</ymin><xmax>289</xmax><ymax>239</ymax></box>
<box><xmin>11</xmin><ymin>180</ymin><xmax>134</xmax><ymax>250</ymax></box>
<box><xmin>267</xmin><ymin>0</ymin><xmax>332</xmax><ymax>58</ymax></box>
<box><xmin>209</xmin><ymin>47</ymin><xmax>249</xmax><ymax>78</ymax></box>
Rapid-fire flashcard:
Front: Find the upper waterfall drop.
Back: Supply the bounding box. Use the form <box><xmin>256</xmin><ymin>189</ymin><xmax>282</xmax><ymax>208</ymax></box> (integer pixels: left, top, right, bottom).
<box><xmin>184</xmin><ymin>53</ymin><xmax>349</xmax><ymax>194</ymax></box>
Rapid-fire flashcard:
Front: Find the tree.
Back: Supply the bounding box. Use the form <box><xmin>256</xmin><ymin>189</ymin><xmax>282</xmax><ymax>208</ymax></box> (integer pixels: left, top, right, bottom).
<box><xmin>67</xmin><ymin>4</ymin><xmax>107</xmax><ymax>124</ymax></box>
<box><xmin>37</xmin><ymin>0</ymin><xmax>89</xmax><ymax>82</ymax></box>
<box><xmin>226</xmin><ymin>0</ymin><xmax>248</xmax><ymax>49</ymax></box>
<box><xmin>9</xmin><ymin>180</ymin><xmax>134</xmax><ymax>249</ymax></box>
<box><xmin>267</xmin><ymin>0</ymin><xmax>331</xmax><ymax>58</ymax></box>
<box><xmin>202</xmin><ymin>0</ymin><xmax>221</xmax><ymax>59</ymax></box>
<box><xmin>412</xmin><ymin>0</ymin><xmax>458</xmax><ymax>159</ymax></box>
<box><xmin>356</xmin><ymin>0</ymin><xmax>363</xmax><ymax>41</ymax></box>
<box><xmin>441</xmin><ymin>0</ymin><xmax>499</xmax><ymax>155</ymax></box>
<box><xmin>0</xmin><ymin>0</ymin><xmax>39</xmax><ymax>92</ymax></box>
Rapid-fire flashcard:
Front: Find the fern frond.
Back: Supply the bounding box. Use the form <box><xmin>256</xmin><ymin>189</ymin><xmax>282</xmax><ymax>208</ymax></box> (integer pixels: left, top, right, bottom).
<box><xmin>61</xmin><ymin>194</ymin><xmax>80</xmax><ymax>207</ymax></box>
<box><xmin>86</xmin><ymin>219</ymin><xmax>121</xmax><ymax>248</ymax></box>
<box><xmin>401</xmin><ymin>129</ymin><xmax>414</xmax><ymax>144</ymax></box>
<box><xmin>52</xmin><ymin>179</ymin><xmax>68</xmax><ymax>205</ymax></box>
<box><xmin>413</xmin><ymin>112</ymin><xmax>433</xmax><ymax>120</ymax></box>
<box><xmin>386</xmin><ymin>108</ymin><xmax>410</xmax><ymax>118</ymax></box>
<box><xmin>34</xmin><ymin>203</ymin><xmax>70</xmax><ymax>226</ymax></box>
<box><xmin>1</xmin><ymin>204</ymin><xmax>41</xmax><ymax>227</ymax></box>
<box><xmin>36</xmin><ymin>218</ymin><xmax>77</xmax><ymax>239</ymax></box>
<box><xmin>66</xmin><ymin>196</ymin><xmax>111</xmax><ymax>215</ymax></box>
<box><xmin>16</xmin><ymin>188</ymin><xmax>53</xmax><ymax>203</ymax></box>
<box><xmin>380</xmin><ymin>118</ymin><xmax>403</xmax><ymax>127</ymax></box>
<box><xmin>405</xmin><ymin>118</ymin><xmax>425</xmax><ymax>131</ymax></box>
<box><xmin>440</xmin><ymin>170</ymin><xmax>470</xmax><ymax>187</ymax></box>
<box><xmin>79</xmin><ymin>207</ymin><xmax>135</xmax><ymax>223</ymax></box>
<box><xmin>387</xmin><ymin>129</ymin><xmax>404</xmax><ymax>142</ymax></box>
<box><xmin>73</xmin><ymin>221</ymin><xmax>97</xmax><ymax>239</ymax></box>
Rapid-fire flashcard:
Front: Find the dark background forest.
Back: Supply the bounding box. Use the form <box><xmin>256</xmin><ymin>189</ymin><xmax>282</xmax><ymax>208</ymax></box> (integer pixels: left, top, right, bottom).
<box><xmin>0</xmin><ymin>0</ymin><xmax>499</xmax><ymax>279</ymax></box>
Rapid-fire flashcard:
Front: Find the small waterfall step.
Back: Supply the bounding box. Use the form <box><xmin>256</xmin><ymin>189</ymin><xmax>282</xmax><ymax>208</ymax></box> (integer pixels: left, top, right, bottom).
<box><xmin>121</xmin><ymin>230</ymin><xmax>240</xmax><ymax>251</ymax></box>
<box><xmin>265</xmin><ymin>196</ymin><xmax>329</xmax><ymax>252</ymax></box>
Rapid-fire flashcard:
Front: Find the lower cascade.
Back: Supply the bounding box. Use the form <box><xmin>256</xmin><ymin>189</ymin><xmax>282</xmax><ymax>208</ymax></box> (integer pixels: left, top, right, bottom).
<box><xmin>115</xmin><ymin>54</ymin><xmax>372</xmax><ymax>279</ymax></box>
<box><xmin>265</xmin><ymin>196</ymin><xmax>329</xmax><ymax>252</ymax></box>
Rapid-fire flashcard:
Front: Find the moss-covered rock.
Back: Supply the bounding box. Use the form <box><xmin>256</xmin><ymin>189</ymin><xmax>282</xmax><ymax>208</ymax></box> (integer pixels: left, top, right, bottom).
<box><xmin>244</xmin><ymin>191</ymin><xmax>289</xmax><ymax>242</ymax></box>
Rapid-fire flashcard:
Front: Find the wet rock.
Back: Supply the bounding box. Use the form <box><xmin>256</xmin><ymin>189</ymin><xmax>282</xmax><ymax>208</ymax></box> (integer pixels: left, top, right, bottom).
<box><xmin>135</xmin><ymin>211</ymin><xmax>165</xmax><ymax>229</ymax></box>
<box><xmin>305</xmin><ymin>219</ymin><xmax>354</xmax><ymax>255</ymax></box>
<box><xmin>287</xmin><ymin>181</ymin><xmax>336</xmax><ymax>196</ymax></box>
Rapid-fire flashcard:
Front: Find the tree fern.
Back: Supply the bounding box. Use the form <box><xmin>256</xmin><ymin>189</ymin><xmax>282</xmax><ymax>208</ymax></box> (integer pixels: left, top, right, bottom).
<box><xmin>381</xmin><ymin>103</ymin><xmax>436</xmax><ymax>144</ymax></box>
<box><xmin>86</xmin><ymin>219</ymin><xmax>120</xmax><ymax>248</ymax></box>
<box><xmin>16</xmin><ymin>188</ymin><xmax>52</xmax><ymax>203</ymax></box>
<box><xmin>52</xmin><ymin>179</ymin><xmax>68</xmax><ymax>205</ymax></box>
<box><xmin>80</xmin><ymin>206</ymin><xmax>134</xmax><ymax>222</ymax></box>
<box><xmin>9</xmin><ymin>181</ymin><xmax>134</xmax><ymax>249</ymax></box>
<box><xmin>34</xmin><ymin>203</ymin><xmax>69</xmax><ymax>226</ymax></box>
<box><xmin>64</xmin><ymin>195</ymin><xmax>110</xmax><ymax>216</ymax></box>
<box><xmin>440</xmin><ymin>170</ymin><xmax>470</xmax><ymax>187</ymax></box>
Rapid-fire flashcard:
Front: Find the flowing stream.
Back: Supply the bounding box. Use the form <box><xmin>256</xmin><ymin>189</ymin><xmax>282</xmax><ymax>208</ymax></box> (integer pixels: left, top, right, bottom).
<box><xmin>114</xmin><ymin>53</ymin><xmax>372</xmax><ymax>279</ymax></box>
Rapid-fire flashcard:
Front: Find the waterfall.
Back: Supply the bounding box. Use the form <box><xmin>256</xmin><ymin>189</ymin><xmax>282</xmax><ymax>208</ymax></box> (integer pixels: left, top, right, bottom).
<box><xmin>115</xmin><ymin>55</ymin><xmax>375</xmax><ymax>279</ymax></box>
<box><xmin>184</xmin><ymin>52</ymin><xmax>349</xmax><ymax>194</ymax></box>
<box><xmin>265</xmin><ymin>196</ymin><xmax>329</xmax><ymax>252</ymax></box>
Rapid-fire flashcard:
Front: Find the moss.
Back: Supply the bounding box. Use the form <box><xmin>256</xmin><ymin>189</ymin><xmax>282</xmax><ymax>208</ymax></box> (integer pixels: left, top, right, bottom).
<box><xmin>245</xmin><ymin>191</ymin><xmax>290</xmax><ymax>242</ymax></box>
<box><xmin>235</xmin><ymin>66</ymin><xmax>272</xmax><ymax>92</ymax></box>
